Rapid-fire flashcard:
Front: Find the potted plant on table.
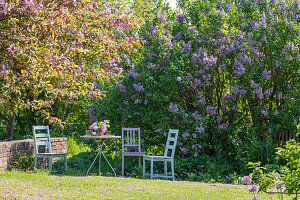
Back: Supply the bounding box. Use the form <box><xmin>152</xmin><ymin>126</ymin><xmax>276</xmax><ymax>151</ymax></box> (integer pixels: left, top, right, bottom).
<box><xmin>87</xmin><ymin>120</ymin><xmax>110</xmax><ymax>136</ymax></box>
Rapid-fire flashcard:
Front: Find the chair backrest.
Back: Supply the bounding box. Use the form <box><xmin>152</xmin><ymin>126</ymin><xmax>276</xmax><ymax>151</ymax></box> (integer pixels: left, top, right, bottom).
<box><xmin>33</xmin><ymin>125</ymin><xmax>52</xmax><ymax>155</ymax></box>
<box><xmin>163</xmin><ymin>129</ymin><xmax>179</xmax><ymax>158</ymax></box>
<box><xmin>122</xmin><ymin>127</ymin><xmax>142</xmax><ymax>153</ymax></box>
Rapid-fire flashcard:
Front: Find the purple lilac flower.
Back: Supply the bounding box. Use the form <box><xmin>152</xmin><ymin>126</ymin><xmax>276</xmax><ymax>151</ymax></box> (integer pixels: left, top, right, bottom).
<box><xmin>256</xmin><ymin>87</ymin><xmax>263</xmax><ymax>99</ymax></box>
<box><xmin>134</xmin><ymin>99</ymin><xmax>142</xmax><ymax>104</ymax></box>
<box><xmin>216</xmin><ymin>116</ymin><xmax>222</xmax><ymax>124</ymax></box>
<box><xmin>242</xmin><ymin>176</ymin><xmax>252</xmax><ymax>184</ymax></box>
<box><xmin>181</xmin><ymin>148</ymin><xmax>189</xmax><ymax>155</ymax></box>
<box><xmin>158</xmin><ymin>11</ymin><xmax>166</xmax><ymax>23</ymax></box>
<box><xmin>219</xmin><ymin>29</ymin><xmax>225</xmax><ymax>35</ymax></box>
<box><xmin>277</xmin><ymin>92</ymin><xmax>282</xmax><ymax>100</ymax></box>
<box><xmin>239</xmin><ymin>89</ymin><xmax>247</xmax><ymax>95</ymax></box>
<box><xmin>144</xmin><ymin>99</ymin><xmax>148</xmax><ymax>105</ymax></box>
<box><xmin>176</xmin><ymin>13</ymin><xmax>185</xmax><ymax>23</ymax></box>
<box><xmin>193</xmin><ymin>152</ymin><xmax>198</xmax><ymax>158</ymax></box>
<box><xmin>218</xmin><ymin>122</ymin><xmax>229</xmax><ymax>130</ymax></box>
<box><xmin>262</xmin><ymin>69</ymin><xmax>271</xmax><ymax>79</ymax></box>
<box><xmin>274</xmin><ymin>110</ymin><xmax>279</xmax><ymax>116</ymax></box>
<box><xmin>116</xmin><ymin>81</ymin><xmax>126</xmax><ymax>92</ymax></box>
<box><xmin>192</xmin><ymin>133</ymin><xmax>197</xmax><ymax>138</ymax></box>
<box><xmin>182</xmin><ymin>132</ymin><xmax>190</xmax><ymax>138</ymax></box>
<box><xmin>232</xmin><ymin>139</ymin><xmax>236</xmax><ymax>144</ymax></box>
<box><xmin>192</xmin><ymin>54</ymin><xmax>198</xmax><ymax>65</ymax></box>
<box><xmin>251</xmin><ymin>197</ymin><xmax>259</xmax><ymax>200</ymax></box>
<box><xmin>149</xmin><ymin>63</ymin><xmax>156</xmax><ymax>70</ymax></box>
<box><xmin>196</xmin><ymin>127</ymin><xmax>205</xmax><ymax>133</ymax></box>
<box><xmin>182</xmin><ymin>40</ymin><xmax>192</xmax><ymax>52</ymax></box>
<box><xmin>294</xmin><ymin>120</ymin><xmax>298</xmax><ymax>126</ymax></box>
<box><xmin>154</xmin><ymin>129</ymin><xmax>162</xmax><ymax>133</ymax></box>
<box><xmin>251</xmin><ymin>21</ymin><xmax>259</xmax><ymax>29</ymax></box>
<box><xmin>285</xmin><ymin>55</ymin><xmax>292</xmax><ymax>61</ymax></box>
<box><xmin>260</xmin><ymin>12</ymin><xmax>266</xmax><ymax>27</ymax></box>
<box><xmin>186</xmin><ymin>73</ymin><xmax>193</xmax><ymax>80</ymax></box>
<box><xmin>268</xmin><ymin>128</ymin><xmax>272</xmax><ymax>134</ymax></box>
<box><xmin>248</xmin><ymin>185</ymin><xmax>258</xmax><ymax>192</ymax></box>
<box><xmin>275</xmin><ymin>15</ymin><xmax>279</xmax><ymax>23</ymax></box>
<box><xmin>233</xmin><ymin>59</ymin><xmax>245</xmax><ymax>76</ymax></box>
<box><xmin>177</xmin><ymin>141</ymin><xmax>183</xmax><ymax>146</ymax></box>
<box><xmin>206</xmin><ymin>106</ymin><xmax>217</xmax><ymax>115</ymax></box>
<box><xmin>89</xmin><ymin>124</ymin><xmax>98</xmax><ymax>131</ymax></box>
<box><xmin>261</xmin><ymin>105</ymin><xmax>268</xmax><ymax>116</ymax></box>
<box><xmin>133</xmin><ymin>83</ymin><xmax>144</xmax><ymax>93</ymax></box>
<box><xmin>89</xmin><ymin>116</ymin><xmax>98</xmax><ymax>124</ymax></box>
<box><xmin>174</xmin><ymin>32</ymin><xmax>181</xmax><ymax>40</ymax></box>
<box><xmin>166</xmin><ymin>40</ymin><xmax>173</xmax><ymax>48</ymax></box>
<box><xmin>177</xmin><ymin>77</ymin><xmax>182</xmax><ymax>82</ymax></box>
<box><xmin>223</xmin><ymin>94</ymin><xmax>236</xmax><ymax>101</ymax></box>
<box><xmin>169</xmin><ymin>103</ymin><xmax>178</xmax><ymax>113</ymax></box>
<box><xmin>264</xmin><ymin>87</ymin><xmax>273</xmax><ymax>96</ymax></box>
<box><xmin>231</xmin><ymin>86</ymin><xmax>239</xmax><ymax>95</ymax></box>
<box><xmin>85</xmin><ymin>107</ymin><xmax>96</xmax><ymax>116</ymax></box>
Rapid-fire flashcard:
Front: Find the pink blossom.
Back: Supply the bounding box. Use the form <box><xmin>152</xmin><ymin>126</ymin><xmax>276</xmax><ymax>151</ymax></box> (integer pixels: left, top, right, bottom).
<box><xmin>248</xmin><ymin>185</ymin><xmax>258</xmax><ymax>192</ymax></box>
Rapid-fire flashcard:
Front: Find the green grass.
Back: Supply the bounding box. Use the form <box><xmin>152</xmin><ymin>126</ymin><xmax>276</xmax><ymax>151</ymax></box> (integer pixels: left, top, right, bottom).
<box><xmin>0</xmin><ymin>171</ymin><xmax>294</xmax><ymax>200</ymax></box>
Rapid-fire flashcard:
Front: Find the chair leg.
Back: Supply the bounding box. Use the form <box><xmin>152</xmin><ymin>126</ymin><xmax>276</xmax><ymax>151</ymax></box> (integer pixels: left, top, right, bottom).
<box><xmin>64</xmin><ymin>156</ymin><xmax>67</xmax><ymax>171</ymax></box>
<box><xmin>164</xmin><ymin>161</ymin><xmax>167</xmax><ymax>180</ymax></box>
<box><xmin>138</xmin><ymin>157</ymin><xmax>141</xmax><ymax>168</ymax></box>
<box><xmin>142</xmin><ymin>157</ymin><xmax>145</xmax><ymax>177</ymax></box>
<box><xmin>171</xmin><ymin>160</ymin><xmax>175</xmax><ymax>181</ymax></box>
<box><xmin>150</xmin><ymin>159</ymin><xmax>153</xmax><ymax>179</ymax></box>
<box><xmin>34</xmin><ymin>156</ymin><xmax>37</xmax><ymax>169</ymax></box>
<box><xmin>49</xmin><ymin>157</ymin><xmax>52</xmax><ymax>171</ymax></box>
<box><xmin>122</xmin><ymin>155</ymin><xmax>124</xmax><ymax>176</ymax></box>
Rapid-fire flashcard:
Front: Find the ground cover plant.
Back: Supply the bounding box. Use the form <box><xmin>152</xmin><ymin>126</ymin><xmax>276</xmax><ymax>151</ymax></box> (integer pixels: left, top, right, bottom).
<box><xmin>0</xmin><ymin>171</ymin><xmax>294</xmax><ymax>199</ymax></box>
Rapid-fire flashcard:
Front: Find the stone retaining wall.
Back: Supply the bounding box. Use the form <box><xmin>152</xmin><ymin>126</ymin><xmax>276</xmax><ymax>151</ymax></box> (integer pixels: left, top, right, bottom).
<box><xmin>0</xmin><ymin>138</ymin><xmax>67</xmax><ymax>172</ymax></box>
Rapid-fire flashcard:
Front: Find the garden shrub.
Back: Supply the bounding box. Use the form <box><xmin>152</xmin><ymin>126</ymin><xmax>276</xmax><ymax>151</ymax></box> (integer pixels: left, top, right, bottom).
<box><xmin>94</xmin><ymin>0</ymin><xmax>299</xmax><ymax>175</ymax></box>
<box><xmin>248</xmin><ymin>139</ymin><xmax>300</xmax><ymax>200</ymax></box>
<box><xmin>10</xmin><ymin>153</ymin><xmax>35</xmax><ymax>171</ymax></box>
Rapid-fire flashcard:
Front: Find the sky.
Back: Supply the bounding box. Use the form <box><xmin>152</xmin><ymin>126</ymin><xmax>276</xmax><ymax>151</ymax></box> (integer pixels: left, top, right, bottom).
<box><xmin>166</xmin><ymin>0</ymin><xmax>177</xmax><ymax>9</ymax></box>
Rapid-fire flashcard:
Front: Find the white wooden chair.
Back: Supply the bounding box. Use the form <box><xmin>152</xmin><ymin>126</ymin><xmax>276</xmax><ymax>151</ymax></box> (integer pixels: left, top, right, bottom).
<box><xmin>143</xmin><ymin>129</ymin><xmax>179</xmax><ymax>181</ymax></box>
<box><xmin>33</xmin><ymin>125</ymin><xmax>68</xmax><ymax>171</ymax></box>
<box><xmin>122</xmin><ymin>127</ymin><xmax>145</xmax><ymax>176</ymax></box>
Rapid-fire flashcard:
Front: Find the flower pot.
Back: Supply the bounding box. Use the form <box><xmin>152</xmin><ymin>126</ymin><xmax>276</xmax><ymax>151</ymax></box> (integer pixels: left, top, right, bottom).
<box><xmin>99</xmin><ymin>131</ymin><xmax>105</xmax><ymax>136</ymax></box>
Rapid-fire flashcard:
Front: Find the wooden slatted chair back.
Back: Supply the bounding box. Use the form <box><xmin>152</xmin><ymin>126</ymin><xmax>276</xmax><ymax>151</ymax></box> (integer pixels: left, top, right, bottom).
<box><xmin>122</xmin><ymin>127</ymin><xmax>142</xmax><ymax>153</ymax></box>
<box><xmin>163</xmin><ymin>129</ymin><xmax>179</xmax><ymax>158</ymax></box>
<box><xmin>33</xmin><ymin>125</ymin><xmax>52</xmax><ymax>154</ymax></box>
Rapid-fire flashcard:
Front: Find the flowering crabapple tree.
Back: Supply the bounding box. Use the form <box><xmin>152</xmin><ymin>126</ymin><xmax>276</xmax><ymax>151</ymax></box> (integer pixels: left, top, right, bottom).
<box><xmin>0</xmin><ymin>0</ymin><xmax>140</xmax><ymax>140</ymax></box>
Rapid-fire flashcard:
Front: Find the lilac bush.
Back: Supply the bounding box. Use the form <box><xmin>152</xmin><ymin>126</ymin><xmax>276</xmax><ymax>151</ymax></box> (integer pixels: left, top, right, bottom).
<box><xmin>96</xmin><ymin>0</ymin><xmax>299</xmax><ymax>159</ymax></box>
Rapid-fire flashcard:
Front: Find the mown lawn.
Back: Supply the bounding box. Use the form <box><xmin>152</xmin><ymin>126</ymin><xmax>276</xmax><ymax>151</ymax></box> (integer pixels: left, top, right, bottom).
<box><xmin>0</xmin><ymin>171</ymin><xmax>293</xmax><ymax>200</ymax></box>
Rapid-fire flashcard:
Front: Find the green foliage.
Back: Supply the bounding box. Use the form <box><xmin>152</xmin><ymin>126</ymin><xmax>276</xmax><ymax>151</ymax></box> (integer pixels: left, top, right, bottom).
<box><xmin>67</xmin><ymin>137</ymin><xmax>91</xmax><ymax>157</ymax></box>
<box><xmin>248</xmin><ymin>140</ymin><xmax>300</xmax><ymax>199</ymax></box>
<box><xmin>10</xmin><ymin>153</ymin><xmax>34</xmax><ymax>171</ymax></box>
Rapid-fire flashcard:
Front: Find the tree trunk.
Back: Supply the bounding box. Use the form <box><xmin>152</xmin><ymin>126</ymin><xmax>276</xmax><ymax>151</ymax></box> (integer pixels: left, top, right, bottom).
<box><xmin>6</xmin><ymin>112</ymin><xmax>16</xmax><ymax>141</ymax></box>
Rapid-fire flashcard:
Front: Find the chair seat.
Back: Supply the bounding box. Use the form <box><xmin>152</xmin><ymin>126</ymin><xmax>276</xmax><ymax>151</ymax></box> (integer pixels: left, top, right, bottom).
<box><xmin>143</xmin><ymin>155</ymin><xmax>172</xmax><ymax>161</ymax></box>
<box><xmin>123</xmin><ymin>152</ymin><xmax>145</xmax><ymax>156</ymax></box>
<box><xmin>36</xmin><ymin>153</ymin><xmax>68</xmax><ymax>157</ymax></box>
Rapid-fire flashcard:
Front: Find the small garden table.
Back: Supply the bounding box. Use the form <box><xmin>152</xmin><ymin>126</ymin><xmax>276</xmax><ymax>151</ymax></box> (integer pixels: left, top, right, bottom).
<box><xmin>80</xmin><ymin>135</ymin><xmax>121</xmax><ymax>176</ymax></box>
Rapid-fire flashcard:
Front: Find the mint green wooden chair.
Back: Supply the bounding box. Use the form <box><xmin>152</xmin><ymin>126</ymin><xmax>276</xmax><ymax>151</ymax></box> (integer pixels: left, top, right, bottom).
<box><xmin>33</xmin><ymin>125</ymin><xmax>68</xmax><ymax>171</ymax></box>
<box><xmin>143</xmin><ymin>129</ymin><xmax>179</xmax><ymax>181</ymax></box>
